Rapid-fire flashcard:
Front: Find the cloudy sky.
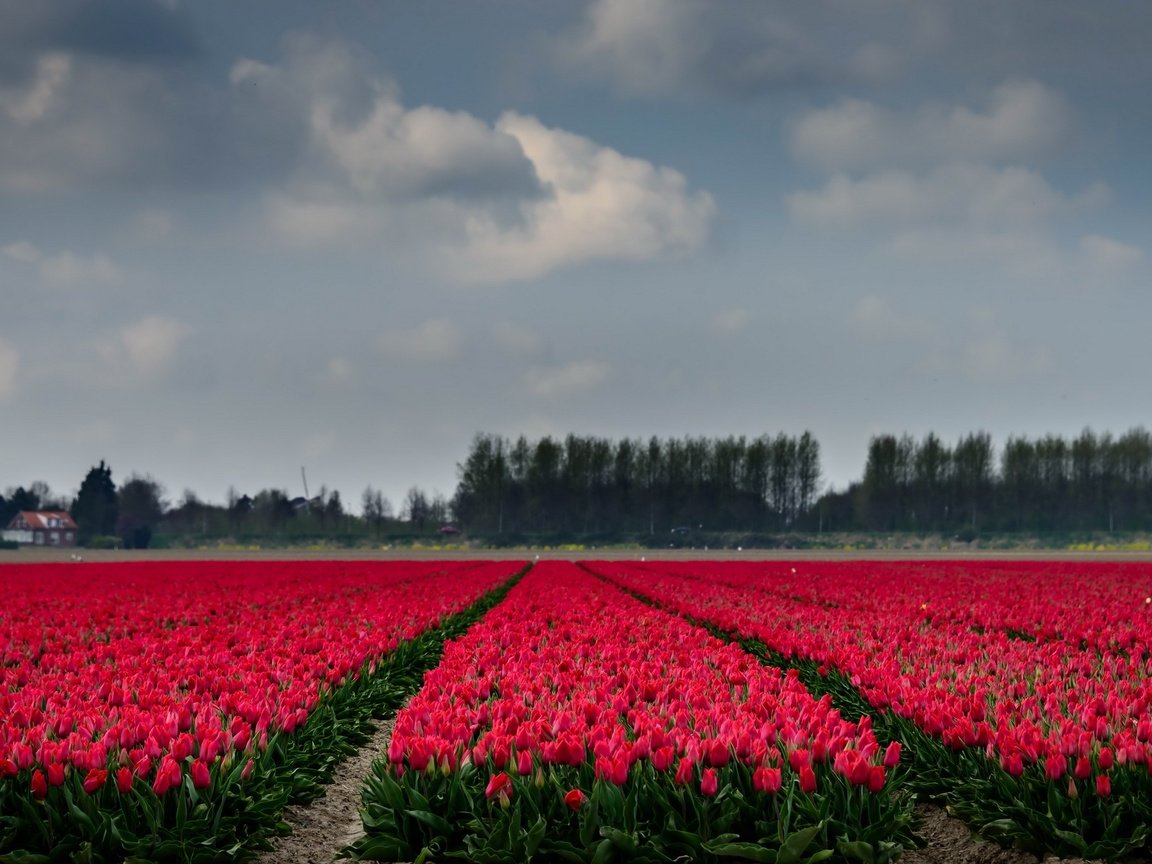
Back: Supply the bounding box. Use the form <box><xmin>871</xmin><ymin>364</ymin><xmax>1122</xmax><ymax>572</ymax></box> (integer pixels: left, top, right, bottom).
<box><xmin>1</xmin><ymin>0</ymin><xmax>1149</xmax><ymax>512</ymax></box>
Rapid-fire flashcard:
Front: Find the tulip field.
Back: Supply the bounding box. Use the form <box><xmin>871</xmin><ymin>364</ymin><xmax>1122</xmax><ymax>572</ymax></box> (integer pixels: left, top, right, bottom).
<box><xmin>0</xmin><ymin>560</ymin><xmax>524</xmax><ymax>862</ymax></box>
<box><xmin>2</xmin><ymin>558</ymin><xmax>1152</xmax><ymax>863</ymax></box>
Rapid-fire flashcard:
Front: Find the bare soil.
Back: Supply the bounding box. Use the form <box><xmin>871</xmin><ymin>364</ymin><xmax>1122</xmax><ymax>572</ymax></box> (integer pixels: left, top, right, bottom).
<box><xmin>253</xmin><ymin>717</ymin><xmax>395</xmax><ymax>864</ymax></box>
<box><xmin>4</xmin><ymin>547</ymin><xmax>1152</xmax><ymax>564</ymax></box>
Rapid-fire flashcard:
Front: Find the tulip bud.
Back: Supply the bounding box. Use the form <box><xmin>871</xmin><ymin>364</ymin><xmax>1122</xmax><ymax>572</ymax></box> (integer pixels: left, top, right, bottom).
<box><xmin>799</xmin><ymin>765</ymin><xmax>817</xmax><ymax>794</ymax></box>
<box><xmin>883</xmin><ymin>741</ymin><xmax>902</xmax><ymax>769</ymax></box>
<box><xmin>191</xmin><ymin>758</ymin><xmax>212</xmax><ymax>790</ymax></box>
<box><xmin>700</xmin><ymin>768</ymin><xmax>718</xmax><ymax>797</ymax></box>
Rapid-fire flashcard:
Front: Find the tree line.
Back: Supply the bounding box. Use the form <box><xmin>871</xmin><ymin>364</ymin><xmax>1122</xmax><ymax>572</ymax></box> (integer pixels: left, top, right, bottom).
<box><xmin>452</xmin><ymin>432</ymin><xmax>821</xmax><ymax>537</ymax></box>
<box><xmin>0</xmin><ymin>466</ymin><xmax>443</xmax><ymax>549</ymax></box>
<box><xmin>835</xmin><ymin>427</ymin><xmax>1152</xmax><ymax>534</ymax></box>
<box><xmin>5</xmin><ymin>426</ymin><xmax>1152</xmax><ymax>548</ymax></box>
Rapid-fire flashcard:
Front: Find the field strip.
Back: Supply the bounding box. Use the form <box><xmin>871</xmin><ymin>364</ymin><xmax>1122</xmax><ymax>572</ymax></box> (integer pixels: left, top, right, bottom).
<box><xmin>585</xmin><ymin>559</ymin><xmax>1152</xmax><ymax>860</ymax></box>
<box><xmin>255</xmin><ymin>715</ymin><xmax>397</xmax><ymax>864</ymax></box>
<box><xmin>0</xmin><ymin>560</ymin><xmax>528</xmax><ymax>862</ymax></box>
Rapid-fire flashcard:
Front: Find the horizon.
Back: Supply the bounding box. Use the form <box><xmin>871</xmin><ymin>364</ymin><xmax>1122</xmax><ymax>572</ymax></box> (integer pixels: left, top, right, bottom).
<box><xmin>2</xmin><ymin>2</ymin><xmax>1149</xmax><ymax>513</ymax></box>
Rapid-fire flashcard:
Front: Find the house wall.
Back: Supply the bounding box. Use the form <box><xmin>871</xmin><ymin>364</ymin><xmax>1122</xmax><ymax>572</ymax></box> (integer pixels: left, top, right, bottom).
<box><xmin>1</xmin><ymin>528</ymin><xmax>76</xmax><ymax>546</ymax></box>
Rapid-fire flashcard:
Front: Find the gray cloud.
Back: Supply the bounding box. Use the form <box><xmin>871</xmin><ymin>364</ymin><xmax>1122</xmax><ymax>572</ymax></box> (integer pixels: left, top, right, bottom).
<box><xmin>0</xmin><ymin>0</ymin><xmax>199</xmax><ymax>85</ymax></box>
<box><xmin>559</xmin><ymin>0</ymin><xmax>941</xmax><ymax>98</ymax></box>
<box><xmin>232</xmin><ymin>35</ymin><xmax>543</xmax><ymax>203</ymax></box>
<box><xmin>790</xmin><ymin>80</ymin><xmax>1073</xmax><ymax>171</ymax></box>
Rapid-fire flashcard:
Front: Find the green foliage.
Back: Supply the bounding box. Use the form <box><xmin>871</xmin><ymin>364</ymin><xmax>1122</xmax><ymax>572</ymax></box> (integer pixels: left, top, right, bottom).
<box><xmin>347</xmin><ymin>758</ymin><xmax>913</xmax><ymax>864</ymax></box>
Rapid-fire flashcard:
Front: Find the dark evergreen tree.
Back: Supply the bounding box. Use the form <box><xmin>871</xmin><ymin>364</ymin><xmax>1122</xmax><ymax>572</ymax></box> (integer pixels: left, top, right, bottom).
<box><xmin>71</xmin><ymin>461</ymin><xmax>119</xmax><ymax>543</ymax></box>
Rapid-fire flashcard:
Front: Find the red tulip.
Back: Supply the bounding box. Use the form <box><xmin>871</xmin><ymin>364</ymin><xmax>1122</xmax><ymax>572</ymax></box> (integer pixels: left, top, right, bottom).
<box><xmin>1044</xmin><ymin>754</ymin><xmax>1067</xmax><ymax>781</ymax></box>
<box><xmin>190</xmin><ymin>758</ymin><xmax>212</xmax><ymax>790</ymax></box>
<box><xmin>46</xmin><ymin>762</ymin><xmax>66</xmax><ymax>787</ymax></box>
<box><xmin>799</xmin><ymin>765</ymin><xmax>817</xmax><ymax>793</ymax></box>
<box><xmin>564</xmin><ymin>788</ymin><xmax>585</xmax><ymax>811</ymax></box>
<box><xmin>1096</xmin><ymin>774</ymin><xmax>1111</xmax><ymax>797</ymax></box>
<box><xmin>883</xmin><ymin>741</ymin><xmax>902</xmax><ymax>769</ymax></box>
<box><xmin>753</xmin><ymin>765</ymin><xmax>782</xmax><ymax>794</ymax></box>
<box><xmin>700</xmin><ymin>768</ymin><xmax>718</xmax><ymax>797</ymax></box>
<box><xmin>674</xmin><ymin>756</ymin><xmax>694</xmax><ymax>785</ymax></box>
<box><xmin>30</xmin><ymin>770</ymin><xmax>48</xmax><ymax>801</ymax></box>
<box><xmin>82</xmin><ymin>769</ymin><xmax>108</xmax><ymax>794</ymax></box>
<box><xmin>652</xmin><ymin>745</ymin><xmax>676</xmax><ymax>772</ymax></box>
<box><xmin>707</xmin><ymin>739</ymin><xmax>730</xmax><ymax>767</ymax></box>
<box><xmin>485</xmin><ymin>772</ymin><xmax>512</xmax><ymax>801</ymax></box>
<box><xmin>116</xmin><ymin>766</ymin><xmax>134</xmax><ymax>793</ymax></box>
<box><xmin>1074</xmin><ymin>756</ymin><xmax>1091</xmax><ymax>779</ymax></box>
<box><xmin>867</xmin><ymin>765</ymin><xmax>886</xmax><ymax>793</ymax></box>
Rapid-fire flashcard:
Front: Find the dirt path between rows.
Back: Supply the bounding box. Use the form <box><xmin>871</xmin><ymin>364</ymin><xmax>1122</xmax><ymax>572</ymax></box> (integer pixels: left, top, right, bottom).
<box><xmin>903</xmin><ymin>805</ymin><xmax>1109</xmax><ymax>864</ymax></box>
<box><xmin>254</xmin><ymin>718</ymin><xmax>394</xmax><ymax>864</ymax></box>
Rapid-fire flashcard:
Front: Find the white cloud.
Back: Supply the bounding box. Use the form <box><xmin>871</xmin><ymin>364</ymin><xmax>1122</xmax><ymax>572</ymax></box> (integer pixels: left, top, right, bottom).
<box><xmin>444</xmin><ymin>112</ymin><xmax>714</xmax><ymax>283</ymax></box>
<box><xmin>491</xmin><ymin>322</ymin><xmax>542</xmax><ymax>355</ymax></box>
<box><xmin>245</xmin><ymin>37</ymin><xmax>713</xmax><ymax>281</ymax></box>
<box><xmin>376</xmin><ymin>319</ymin><xmax>463</xmax><ymax>363</ymax></box>
<box><xmin>710</xmin><ymin>308</ymin><xmax>751</xmax><ymax>335</ymax></box>
<box><xmin>39</xmin><ymin>251</ymin><xmax>123</xmax><ymax>288</ymax></box>
<box><xmin>265</xmin><ymin>194</ymin><xmax>384</xmax><ymax>248</ymax></box>
<box><xmin>524</xmin><ymin>360</ymin><xmax>611</xmax><ymax>398</ymax></box>
<box><xmin>1079</xmin><ymin>234</ymin><xmax>1143</xmax><ymax>274</ymax></box>
<box><xmin>791</xmin><ymin>80</ymin><xmax>1072</xmax><ymax>171</ymax></box>
<box><xmin>233</xmin><ymin>35</ymin><xmax>538</xmax><ymax>203</ymax></box>
<box><xmin>0</xmin><ymin>53</ymin><xmax>70</xmax><ymax>125</ymax></box>
<box><xmin>788</xmin><ymin>164</ymin><xmax>1096</xmax><ymax>231</ymax></box>
<box><xmin>111</xmin><ymin>315</ymin><xmax>190</xmax><ymax>378</ymax></box>
<box><xmin>324</xmin><ymin>356</ymin><xmax>356</xmax><ymax>386</ymax></box>
<box><xmin>961</xmin><ymin>334</ymin><xmax>1052</xmax><ymax>384</ymax></box>
<box><xmin>0</xmin><ymin>338</ymin><xmax>19</xmax><ymax>401</ymax></box>
<box><xmin>852</xmin><ymin>296</ymin><xmax>932</xmax><ymax>343</ymax></box>
<box><xmin>886</xmin><ymin>228</ymin><xmax>1063</xmax><ymax>279</ymax></box>
<box><xmin>1</xmin><ymin>240</ymin><xmax>40</xmax><ymax>264</ymax></box>
<box><xmin>2</xmin><ymin>240</ymin><xmax>123</xmax><ymax>288</ymax></box>
<box><xmin>124</xmin><ymin>208</ymin><xmax>176</xmax><ymax>244</ymax></box>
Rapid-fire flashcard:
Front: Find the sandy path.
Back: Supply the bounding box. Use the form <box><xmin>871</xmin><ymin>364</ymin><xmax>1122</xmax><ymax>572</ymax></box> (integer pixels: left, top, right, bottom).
<box><xmin>253</xmin><ymin>718</ymin><xmax>395</xmax><ymax>864</ymax></box>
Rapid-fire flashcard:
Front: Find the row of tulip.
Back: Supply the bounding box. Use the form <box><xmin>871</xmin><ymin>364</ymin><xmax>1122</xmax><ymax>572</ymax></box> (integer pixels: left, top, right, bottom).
<box><xmin>589</xmin><ymin>560</ymin><xmax>1152</xmax><ymax>859</ymax></box>
<box><xmin>352</xmin><ymin>561</ymin><xmax>915</xmax><ymax>863</ymax></box>
<box><xmin>0</xmin><ymin>560</ymin><xmax>524</xmax><ymax>862</ymax></box>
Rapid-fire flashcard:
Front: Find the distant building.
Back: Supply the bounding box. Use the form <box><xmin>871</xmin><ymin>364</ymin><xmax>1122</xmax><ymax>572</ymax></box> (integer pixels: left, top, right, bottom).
<box><xmin>2</xmin><ymin>511</ymin><xmax>78</xmax><ymax>547</ymax></box>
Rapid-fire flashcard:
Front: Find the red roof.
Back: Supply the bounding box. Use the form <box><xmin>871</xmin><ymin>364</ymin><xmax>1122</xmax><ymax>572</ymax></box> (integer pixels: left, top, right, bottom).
<box><xmin>8</xmin><ymin>511</ymin><xmax>77</xmax><ymax>530</ymax></box>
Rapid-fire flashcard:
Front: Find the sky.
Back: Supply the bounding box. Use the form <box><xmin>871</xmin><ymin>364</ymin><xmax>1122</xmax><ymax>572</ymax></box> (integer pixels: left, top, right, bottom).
<box><xmin>1</xmin><ymin>0</ymin><xmax>1150</xmax><ymax>513</ymax></box>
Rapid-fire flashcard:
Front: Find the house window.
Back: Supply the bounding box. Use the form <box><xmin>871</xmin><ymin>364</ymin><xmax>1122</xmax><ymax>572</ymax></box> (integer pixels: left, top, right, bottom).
<box><xmin>34</xmin><ymin>533</ymin><xmax>44</xmax><ymax>545</ymax></box>
<box><xmin>50</xmin><ymin>531</ymin><xmax>60</xmax><ymax>545</ymax></box>
<box><xmin>65</xmin><ymin>531</ymin><xmax>74</xmax><ymax>542</ymax></box>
